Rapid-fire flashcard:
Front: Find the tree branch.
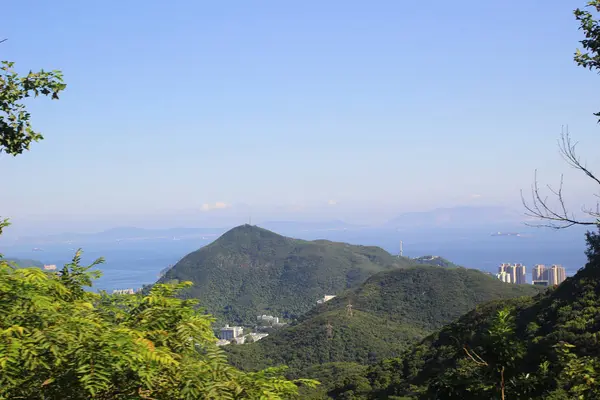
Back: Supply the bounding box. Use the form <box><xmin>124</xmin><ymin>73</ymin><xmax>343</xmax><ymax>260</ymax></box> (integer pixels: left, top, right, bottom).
<box><xmin>463</xmin><ymin>346</ymin><xmax>488</xmax><ymax>367</ymax></box>
<box><xmin>521</xmin><ymin>127</ymin><xmax>600</xmax><ymax>229</ymax></box>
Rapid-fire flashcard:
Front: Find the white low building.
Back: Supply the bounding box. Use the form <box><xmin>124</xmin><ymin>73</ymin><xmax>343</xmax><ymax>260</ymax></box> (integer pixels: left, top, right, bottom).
<box><xmin>248</xmin><ymin>333</ymin><xmax>269</xmax><ymax>342</ymax></box>
<box><xmin>317</xmin><ymin>295</ymin><xmax>336</xmax><ymax>304</ymax></box>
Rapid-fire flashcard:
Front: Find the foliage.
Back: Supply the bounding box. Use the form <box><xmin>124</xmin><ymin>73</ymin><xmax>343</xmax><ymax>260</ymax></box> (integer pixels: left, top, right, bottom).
<box><xmin>0</xmin><ymin>60</ymin><xmax>66</xmax><ymax>156</ymax></box>
<box><xmin>294</xmin><ymin>362</ymin><xmax>371</xmax><ymax>400</ymax></box>
<box><xmin>0</xmin><ymin>250</ymin><xmax>317</xmax><ymax>399</ymax></box>
<box><xmin>575</xmin><ymin>1</ymin><xmax>600</xmax><ymax>120</ymax></box>
<box><xmin>410</xmin><ymin>256</ymin><xmax>459</xmax><ymax>269</ymax></box>
<box><xmin>158</xmin><ymin>225</ymin><xmax>413</xmax><ymax>325</ymax></box>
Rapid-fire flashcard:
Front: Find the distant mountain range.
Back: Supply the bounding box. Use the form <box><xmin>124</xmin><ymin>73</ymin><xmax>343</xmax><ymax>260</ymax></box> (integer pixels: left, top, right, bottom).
<box><xmin>384</xmin><ymin>206</ymin><xmax>526</xmax><ymax>230</ymax></box>
<box><xmin>4</xmin><ymin>206</ymin><xmax>532</xmax><ymax>246</ymax></box>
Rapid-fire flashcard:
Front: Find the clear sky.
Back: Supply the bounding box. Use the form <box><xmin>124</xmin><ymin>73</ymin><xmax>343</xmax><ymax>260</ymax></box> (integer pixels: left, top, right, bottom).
<box><xmin>1</xmin><ymin>0</ymin><xmax>599</xmax><ymax>233</ymax></box>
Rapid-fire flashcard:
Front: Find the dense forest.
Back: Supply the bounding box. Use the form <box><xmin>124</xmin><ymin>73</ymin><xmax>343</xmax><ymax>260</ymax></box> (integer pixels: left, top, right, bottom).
<box><xmin>224</xmin><ymin>265</ymin><xmax>541</xmax><ymax>378</ymax></box>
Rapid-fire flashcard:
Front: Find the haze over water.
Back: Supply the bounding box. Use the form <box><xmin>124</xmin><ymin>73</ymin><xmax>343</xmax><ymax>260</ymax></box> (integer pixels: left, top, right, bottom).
<box><xmin>4</xmin><ymin>224</ymin><xmax>588</xmax><ymax>292</ymax></box>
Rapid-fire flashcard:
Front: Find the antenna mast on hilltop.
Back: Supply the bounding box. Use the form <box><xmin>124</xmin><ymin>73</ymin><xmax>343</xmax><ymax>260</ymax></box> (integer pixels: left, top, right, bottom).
<box><xmin>399</xmin><ymin>240</ymin><xmax>403</xmax><ymax>257</ymax></box>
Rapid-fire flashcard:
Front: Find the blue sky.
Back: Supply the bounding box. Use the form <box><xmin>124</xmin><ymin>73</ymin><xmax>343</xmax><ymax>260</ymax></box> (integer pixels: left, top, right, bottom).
<box><xmin>1</xmin><ymin>0</ymin><xmax>599</xmax><ymax>233</ymax></box>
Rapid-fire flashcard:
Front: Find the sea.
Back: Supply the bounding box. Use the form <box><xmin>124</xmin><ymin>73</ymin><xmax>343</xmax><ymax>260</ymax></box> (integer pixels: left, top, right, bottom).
<box><xmin>2</xmin><ymin>225</ymin><xmax>593</xmax><ymax>292</ymax></box>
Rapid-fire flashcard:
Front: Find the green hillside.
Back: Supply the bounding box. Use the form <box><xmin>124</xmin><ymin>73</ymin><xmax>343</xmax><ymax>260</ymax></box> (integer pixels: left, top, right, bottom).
<box><xmin>319</xmin><ymin>230</ymin><xmax>600</xmax><ymax>399</ymax></box>
<box><xmin>306</xmin><ymin>265</ymin><xmax>541</xmax><ymax>332</ymax></box>
<box><xmin>225</xmin><ymin>265</ymin><xmax>541</xmax><ymax>374</ymax></box>
<box><xmin>158</xmin><ymin>224</ymin><xmax>412</xmax><ymax>325</ymax></box>
<box><xmin>2</xmin><ymin>258</ymin><xmax>44</xmax><ymax>268</ymax></box>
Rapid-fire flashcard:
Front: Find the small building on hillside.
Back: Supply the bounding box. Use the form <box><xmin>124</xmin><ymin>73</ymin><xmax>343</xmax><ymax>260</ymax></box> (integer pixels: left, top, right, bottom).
<box><xmin>317</xmin><ymin>295</ymin><xmax>336</xmax><ymax>304</ymax></box>
<box><xmin>248</xmin><ymin>333</ymin><xmax>269</xmax><ymax>342</ymax></box>
<box><xmin>220</xmin><ymin>325</ymin><xmax>244</xmax><ymax>341</ymax></box>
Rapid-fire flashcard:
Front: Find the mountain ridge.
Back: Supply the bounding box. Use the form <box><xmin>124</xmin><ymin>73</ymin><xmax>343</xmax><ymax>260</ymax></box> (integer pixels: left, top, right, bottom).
<box><xmin>158</xmin><ymin>224</ymin><xmax>413</xmax><ymax>325</ymax></box>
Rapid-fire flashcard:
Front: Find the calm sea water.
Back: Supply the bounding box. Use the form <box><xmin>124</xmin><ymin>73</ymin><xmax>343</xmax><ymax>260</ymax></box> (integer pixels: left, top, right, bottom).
<box><xmin>3</xmin><ymin>226</ymin><xmax>592</xmax><ymax>291</ymax></box>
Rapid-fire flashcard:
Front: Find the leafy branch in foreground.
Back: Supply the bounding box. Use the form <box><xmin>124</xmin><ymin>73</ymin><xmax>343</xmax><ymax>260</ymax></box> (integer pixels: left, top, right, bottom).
<box><xmin>575</xmin><ymin>0</ymin><xmax>600</xmax><ymax>121</ymax></box>
<box><xmin>0</xmin><ymin>253</ymin><xmax>317</xmax><ymax>399</ymax></box>
<box><xmin>0</xmin><ymin>60</ymin><xmax>66</xmax><ymax>156</ymax></box>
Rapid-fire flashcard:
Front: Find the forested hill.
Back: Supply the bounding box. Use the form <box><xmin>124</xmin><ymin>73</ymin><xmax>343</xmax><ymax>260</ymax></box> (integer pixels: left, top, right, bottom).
<box><xmin>2</xmin><ymin>258</ymin><xmax>44</xmax><ymax>268</ymax></box>
<box><xmin>158</xmin><ymin>224</ymin><xmax>413</xmax><ymax>325</ymax></box>
<box><xmin>314</xmin><ymin>230</ymin><xmax>600</xmax><ymax>399</ymax></box>
<box><xmin>225</xmin><ymin>265</ymin><xmax>542</xmax><ymax>373</ymax></box>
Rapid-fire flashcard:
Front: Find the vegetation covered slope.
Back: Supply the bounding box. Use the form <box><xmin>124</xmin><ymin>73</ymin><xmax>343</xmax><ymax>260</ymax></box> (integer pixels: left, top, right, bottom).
<box><xmin>158</xmin><ymin>224</ymin><xmax>412</xmax><ymax>325</ymax></box>
<box><xmin>225</xmin><ymin>265</ymin><xmax>541</xmax><ymax>373</ymax></box>
<box><xmin>307</xmin><ymin>265</ymin><xmax>540</xmax><ymax>332</ymax></box>
<box><xmin>320</xmin><ymin>229</ymin><xmax>600</xmax><ymax>399</ymax></box>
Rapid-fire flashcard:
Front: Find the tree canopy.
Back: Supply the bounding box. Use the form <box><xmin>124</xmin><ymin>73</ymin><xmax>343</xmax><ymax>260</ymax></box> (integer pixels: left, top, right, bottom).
<box><xmin>0</xmin><ymin>60</ymin><xmax>66</xmax><ymax>156</ymax></box>
<box><xmin>0</xmin><ymin>252</ymin><xmax>317</xmax><ymax>399</ymax></box>
<box><xmin>575</xmin><ymin>1</ymin><xmax>600</xmax><ymax>121</ymax></box>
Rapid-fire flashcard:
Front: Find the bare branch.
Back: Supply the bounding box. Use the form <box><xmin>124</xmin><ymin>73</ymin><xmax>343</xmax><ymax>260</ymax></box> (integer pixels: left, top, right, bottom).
<box><xmin>558</xmin><ymin>126</ymin><xmax>600</xmax><ymax>186</ymax></box>
<box><xmin>521</xmin><ymin>127</ymin><xmax>600</xmax><ymax>229</ymax></box>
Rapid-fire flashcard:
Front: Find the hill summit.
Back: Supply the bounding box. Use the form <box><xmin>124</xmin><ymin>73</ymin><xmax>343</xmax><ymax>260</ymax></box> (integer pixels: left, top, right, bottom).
<box><xmin>158</xmin><ymin>225</ymin><xmax>412</xmax><ymax>325</ymax></box>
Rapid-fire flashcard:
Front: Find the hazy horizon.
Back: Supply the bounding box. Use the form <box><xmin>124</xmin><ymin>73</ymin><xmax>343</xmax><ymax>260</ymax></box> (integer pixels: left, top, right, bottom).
<box><xmin>2</xmin><ymin>203</ymin><xmax>537</xmax><ymax>238</ymax></box>
<box><xmin>2</xmin><ymin>0</ymin><xmax>599</xmax><ymax>233</ymax></box>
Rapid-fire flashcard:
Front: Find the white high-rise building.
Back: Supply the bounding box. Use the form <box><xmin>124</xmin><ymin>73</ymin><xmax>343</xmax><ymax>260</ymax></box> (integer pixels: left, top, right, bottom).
<box><xmin>515</xmin><ymin>264</ymin><xmax>527</xmax><ymax>284</ymax></box>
